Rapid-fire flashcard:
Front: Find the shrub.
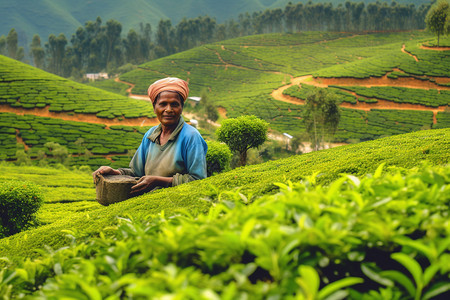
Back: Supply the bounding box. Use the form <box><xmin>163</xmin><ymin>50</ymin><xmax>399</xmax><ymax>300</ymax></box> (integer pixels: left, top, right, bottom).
<box><xmin>217</xmin><ymin>115</ymin><xmax>269</xmax><ymax>167</ymax></box>
<box><xmin>206</xmin><ymin>141</ymin><xmax>232</xmax><ymax>176</ymax></box>
<box><xmin>0</xmin><ymin>181</ymin><xmax>43</xmax><ymax>238</ymax></box>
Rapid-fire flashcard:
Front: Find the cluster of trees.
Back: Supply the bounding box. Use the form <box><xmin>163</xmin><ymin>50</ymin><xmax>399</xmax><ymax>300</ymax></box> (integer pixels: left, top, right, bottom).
<box><xmin>0</xmin><ymin>1</ymin><xmax>435</xmax><ymax>78</ymax></box>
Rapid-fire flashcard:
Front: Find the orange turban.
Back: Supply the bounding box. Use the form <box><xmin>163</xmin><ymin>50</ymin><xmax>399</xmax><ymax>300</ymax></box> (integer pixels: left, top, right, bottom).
<box><xmin>147</xmin><ymin>77</ymin><xmax>189</xmax><ymax>104</ymax></box>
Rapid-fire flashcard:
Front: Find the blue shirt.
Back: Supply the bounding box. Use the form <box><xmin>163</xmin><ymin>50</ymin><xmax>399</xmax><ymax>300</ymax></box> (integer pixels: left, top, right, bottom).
<box><xmin>120</xmin><ymin>117</ymin><xmax>207</xmax><ymax>186</ymax></box>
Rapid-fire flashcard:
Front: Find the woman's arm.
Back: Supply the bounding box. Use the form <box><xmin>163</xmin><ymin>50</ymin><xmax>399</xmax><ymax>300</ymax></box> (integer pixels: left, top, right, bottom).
<box><xmin>130</xmin><ymin>175</ymin><xmax>173</xmax><ymax>194</ymax></box>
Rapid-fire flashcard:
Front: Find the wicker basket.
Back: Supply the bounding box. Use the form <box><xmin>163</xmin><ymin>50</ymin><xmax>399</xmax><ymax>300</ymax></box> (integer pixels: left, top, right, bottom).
<box><xmin>94</xmin><ymin>174</ymin><xmax>139</xmax><ymax>206</ymax></box>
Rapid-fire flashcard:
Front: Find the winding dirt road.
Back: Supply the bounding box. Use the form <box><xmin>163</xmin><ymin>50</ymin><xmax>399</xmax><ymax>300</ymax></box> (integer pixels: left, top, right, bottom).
<box><xmin>271</xmin><ymin>75</ymin><xmax>449</xmax><ymax>124</ymax></box>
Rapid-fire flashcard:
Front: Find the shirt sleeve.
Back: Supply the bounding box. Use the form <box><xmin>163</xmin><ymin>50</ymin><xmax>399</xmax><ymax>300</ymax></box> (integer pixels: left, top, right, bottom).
<box><xmin>122</xmin><ymin>131</ymin><xmax>151</xmax><ymax>178</ymax></box>
<box><xmin>172</xmin><ymin>131</ymin><xmax>208</xmax><ymax>186</ymax></box>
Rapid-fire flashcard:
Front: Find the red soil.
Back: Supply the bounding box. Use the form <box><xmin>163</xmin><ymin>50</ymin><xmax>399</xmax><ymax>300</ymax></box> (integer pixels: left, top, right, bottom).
<box><xmin>401</xmin><ymin>44</ymin><xmax>419</xmax><ymax>62</ymax></box>
<box><xmin>271</xmin><ymin>75</ymin><xmax>449</xmax><ymax>124</ymax></box>
<box><xmin>420</xmin><ymin>45</ymin><xmax>450</xmax><ymax>51</ymax></box>
<box><xmin>0</xmin><ymin>104</ymin><xmax>159</xmax><ymax>127</ymax></box>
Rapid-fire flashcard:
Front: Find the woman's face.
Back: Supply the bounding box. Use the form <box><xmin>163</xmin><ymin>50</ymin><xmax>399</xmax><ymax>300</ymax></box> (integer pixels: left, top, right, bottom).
<box><xmin>154</xmin><ymin>91</ymin><xmax>183</xmax><ymax>127</ymax></box>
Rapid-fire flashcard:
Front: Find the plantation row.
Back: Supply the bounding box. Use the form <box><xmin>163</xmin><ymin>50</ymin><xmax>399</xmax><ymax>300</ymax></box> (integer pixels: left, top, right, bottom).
<box><xmin>110</xmin><ymin>31</ymin><xmax>448</xmax><ymax>139</ymax></box>
<box><xmin>314</xmin><ymin>40</ymin><xmax>449</xmax><ymax>79</ymax></box>
<box><xmin>0</xmin><ymin>112</ymin><xmax>149</xmax><ymax>168</ymax></box>
<box><xmin>0</xmin><ymin>129</ymin><xmax>448</xmax><ymax>260</ymax></box>
<box><xmin>403</xmin><ymin>42</ymin><xmax>450</xmax><ymax>77</ymax></box>
<box><xmin>284</xmin><ymin>83</ymin><xmax>360</xmax><ymax>104</ymax></box>
<box><xmin>333</xmin><ymin>85</ymin><xmax>450</xmax><ymax>107</ymax></box>
<box><xmin>0</xmin><ymin>55</ymin><xmax>155</xmax><ymax>119</ymax></box>
<box><xmin>1</xmin><ymin>129</ymin><xmax>449</xmax><ymax>298</ymax></box>
<box><xmin>120</xmin><ymin>32</ymin><xmax>432</xmax><ymax>96</ymax></box>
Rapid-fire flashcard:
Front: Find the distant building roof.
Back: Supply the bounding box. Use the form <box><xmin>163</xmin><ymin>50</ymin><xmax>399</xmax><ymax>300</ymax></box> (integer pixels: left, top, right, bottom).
<box><xmin>283</xmin><ymin>133</ymin><xmax>293</xmax><ymax>139</ymax></box>
<box><xmin>188</xmin><ymin>96</ymin><xmax>201</xmax><ymax>102</ymax></box>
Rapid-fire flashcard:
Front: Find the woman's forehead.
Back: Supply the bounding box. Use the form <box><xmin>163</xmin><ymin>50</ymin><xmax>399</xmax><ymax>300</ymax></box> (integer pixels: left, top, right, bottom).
<box><xmin>158</xmin><ymin>91</ymin><xmax>179</xmax><ymax>98</ymax></box>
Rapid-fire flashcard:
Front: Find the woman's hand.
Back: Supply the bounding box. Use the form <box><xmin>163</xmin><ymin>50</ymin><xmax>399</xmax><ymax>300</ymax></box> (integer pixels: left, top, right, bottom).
<box><xmin>92</xmin><ymin>166</ymin><xmax>121</xmax><ymax>181</ymax></box>
<box><xmin>131</xmin><ymin>176</ymin><xmax>172</xmax><ymax>194</ymax></box>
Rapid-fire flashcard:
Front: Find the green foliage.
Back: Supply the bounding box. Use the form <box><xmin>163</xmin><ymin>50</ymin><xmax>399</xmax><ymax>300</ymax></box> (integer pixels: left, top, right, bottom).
<box><xmin>303</xmin><ymin>89</ymin><xmax>341</xmax><ymax>151</ymax></box>
<box><xmin>425</xmin><ymin>0</ymin><xmax>450</xmax><ymax>46</ymax></box>
<box><xmin>205</xmin><ymin>140</ymin><xmax>232</xmax><ymax>176</ymax></box>
<box><xmin>285</xmin><ymin>83</ymin><xmax>358</xmax><ymax>104</ymax></box>
<box><xmin>217</xmin><ymin>115</ymin><xmax>269</xmax><ymax>166</ymax></box>
<box><xmin>116</xmin><ymin>30</ymin><xmax>445</xmax><ymax>141</ymax></box>
<box><xmin>1</xmin><ymin>162</ymin><xmax>450</xmax><ymax>298</ymax></box>
<box><xmin>0</xmin><ymin>55</ymin><xmax>155</xmax><ymax>119</ymax></box>
<box><xmin>0</xmin><ymin>112</ymin><xmax>151</xmax><ymax>169</ymax></box>
<box><xmin>334</xmin><ymin>86</ymin><xmax>450</xmax><ymax>107</ymax></box>
<box><xmin>0</xmin><ymin>181</ymin><xmax>43</xmax><ymax>238</ymax></box>
<box><xmin>0</xmin><ymin>128</ymin><xmax>447</xmax><ymax>266</ymax></box>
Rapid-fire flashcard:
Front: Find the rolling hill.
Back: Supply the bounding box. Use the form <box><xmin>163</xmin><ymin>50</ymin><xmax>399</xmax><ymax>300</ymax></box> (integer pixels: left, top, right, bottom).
<box><xmin>0</xmin><ymin>54</ymin><xmax>158</xmax><ymax>168</ymax></box>
<box><xmin>1</xmin><ymin>0</ymin><xmax>431</xmax><ymax>46</ymax></box>
<box><xmin>0</xmin><ymin>128</ymin><xmax>449</xmax><ymax>297</ymax></box>
<box><xmin>111</xmin><ymin>31</ymin><xmax>449</xmax><ymax>141</ymax></box>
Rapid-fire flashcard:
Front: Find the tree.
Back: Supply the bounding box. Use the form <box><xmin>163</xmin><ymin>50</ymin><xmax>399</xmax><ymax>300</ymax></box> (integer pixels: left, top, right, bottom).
<box><xmin>0</xmin><ymin>35</ymin><xmax>6</xmax><ymax>55</ymax></box>
<box><xmin>6</xmin><ymin>28</ymin><xmax>18</xmax><ymax>59</ymax></box>
<box><xmin>200</xmin><ymin>90</ymin><xmax>219</xmax><ymax>122</ymax></box>
<box><xmin>44</xmin><ymin>142</ymin><xmax>71</xmax><ymax>165</ymax></box>
<box><xmin>425</xmin><ymin>0</ymin><xmax>450</xmax><ymax>46</ymax></box>
<box><xmin>216</xmin><ymin>115</ymin><xmax>269</xmax><ymax>167</ymax></box>
<box><xmin>302</xmin><ymin>89</ymin><xmax>340</xmax><ymax>152</ymax></box>
<box><xmin>30</xmin><ymin>34</ymin><xmax>45</xmax><ymax>68</ymax></box>
<box><xmin>15</xmin><ymin>149</ymin><xmax>31</xmax><ymax>166</ymax></box>
<box><xmin>74</xmin><ymin>138</ymin><xmax>85</xmax><ymax>155</ymax></box>
<box><xmin>105</xmin><ymin>19</ymin><xmax>122</xmax><ymax>68</ymax></box>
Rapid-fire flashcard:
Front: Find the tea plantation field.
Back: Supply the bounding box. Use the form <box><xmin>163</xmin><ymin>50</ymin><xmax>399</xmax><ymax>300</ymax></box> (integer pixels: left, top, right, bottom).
<box><xmin>0</xmin><ymin>55</ymin><xmax>155</xmax><ymax>119</ymax></box>
<box><xmin>0</xmin><ymin>128</ymin><xmax>449</xmax><ymax>298</ymax></box>
<box><xmin>0</xmin><ymin>112</ymin><xmax>153</xmax><ymax>168</ymax></box>
<box><xmin>110</xmin><ymin>31</ymin><xmax>449</xmax><ymax>139</ymax></box>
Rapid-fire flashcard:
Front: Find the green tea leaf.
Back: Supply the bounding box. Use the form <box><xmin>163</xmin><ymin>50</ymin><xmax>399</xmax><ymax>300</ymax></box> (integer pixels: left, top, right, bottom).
<box><xmin>379</xmin><ymin>270</ymin><xmax>415</xmax><ymax>297</ymax></box>
<box><xmin>318</xmin><ymin>277</ymin><xmax>363</xmax><ymax>300</ymax></box>
<box><xmin>391</xmin><ymin>253</ymin><xmax>422</xmax><ymax>288</ymax></box>
<box><xmin>361</xmin><ymin>264</ymin><xmax>393</xmax><ymax>287</ymax></box>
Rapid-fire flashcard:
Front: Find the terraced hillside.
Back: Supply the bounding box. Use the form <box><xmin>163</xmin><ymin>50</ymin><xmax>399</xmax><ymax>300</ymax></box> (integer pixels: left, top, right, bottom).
<box><xmin>112</xmin><ymin>31</ymin><xmax>449</xmax><ymax>141</ymax></box>
<box><xmin>0</xmin><ymin>55</ymin><xmax>156</xmax><ymax>120</ymax></box>
<box><xmin>0</xmin><ymin>55</ymin><xmax>159</xmax><ymax>166</ymax></box>
<box><xmin>1</xmin><ymin>128</ymin><xmax>449</xmax><ymax>298</ymax></box>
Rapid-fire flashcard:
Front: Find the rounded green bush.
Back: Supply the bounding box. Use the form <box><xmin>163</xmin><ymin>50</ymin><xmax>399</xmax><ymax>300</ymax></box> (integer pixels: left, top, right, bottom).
<box><xmin>206</xmin><ymin>140</ymin><xmax>232</xmax><ymax>176</ymax></box>
<box><xmin>0</xmin><ymin>181</ymin><xmax>43</xmax><ymax>238</ymax></box>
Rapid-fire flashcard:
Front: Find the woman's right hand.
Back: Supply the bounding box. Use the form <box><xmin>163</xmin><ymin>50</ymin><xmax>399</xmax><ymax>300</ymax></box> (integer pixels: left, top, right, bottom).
<box><xmin>92</xmin><ymin>166</ymin><xmax>121</xmax><ymax>181</ymax></box>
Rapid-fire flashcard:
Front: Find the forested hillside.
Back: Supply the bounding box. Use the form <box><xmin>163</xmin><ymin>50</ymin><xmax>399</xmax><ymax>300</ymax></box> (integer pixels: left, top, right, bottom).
<box><xmin>0</xmin><ymin>0</ymin><xmax>430</xmax><ymax>44</ymax></box>
<box><xmin>1</xmin><ymin>0</ymin><xmax>432</xmax><ymax>79</ymax></box>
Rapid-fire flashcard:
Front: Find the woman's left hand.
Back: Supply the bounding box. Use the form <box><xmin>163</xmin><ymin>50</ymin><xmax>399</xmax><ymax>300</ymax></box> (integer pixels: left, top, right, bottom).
<box><xmin>130</xmin><ymin>176</ymin><xmax>172</xmax><ymax>194</ymax></box>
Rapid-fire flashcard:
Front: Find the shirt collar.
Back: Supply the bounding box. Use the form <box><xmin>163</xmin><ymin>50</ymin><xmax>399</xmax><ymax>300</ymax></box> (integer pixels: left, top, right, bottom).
<box><xmin>148</xmin><ymin>116</ymin><xmax>185</xmax><ymax>143</ymax></box>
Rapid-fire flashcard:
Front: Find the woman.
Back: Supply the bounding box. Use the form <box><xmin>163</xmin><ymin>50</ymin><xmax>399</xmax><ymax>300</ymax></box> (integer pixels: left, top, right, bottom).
<box><xmin>92</xmin><ymin>77</ymin><xmax>207</xmax><ymax>194</ymax></box>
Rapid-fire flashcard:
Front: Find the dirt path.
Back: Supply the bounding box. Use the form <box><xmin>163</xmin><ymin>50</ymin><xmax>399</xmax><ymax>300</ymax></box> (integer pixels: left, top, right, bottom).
<box><xmin>271</xmin><ymin>75</ymin><xmax>449</xmax><ymax>124</ymax></box>
<box><xmin>420</xmin><ymin>45</ymin><xmax>450</xmax><ymax>51</ymax></box>
<box><xmin>115</xmin><ymin>78</ymin><xmax>150</xmax><ymax>100</ymax></box>
<box><xmin>402</xmin><ymin>44</ymin><xmax>419</xmax><ymax>61</ymax></box>
<box><xmin>0</xmin><ymin>104</ymin><xmax>158</xmax><ymax>127</ymax></box>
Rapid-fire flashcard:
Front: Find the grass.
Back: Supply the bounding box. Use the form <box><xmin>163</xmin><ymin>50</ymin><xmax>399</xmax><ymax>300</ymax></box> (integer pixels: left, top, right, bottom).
<box><xmin>0</xmin><ymin>128</ymin><xmax>448</xmax><ymax>264</ymax></box>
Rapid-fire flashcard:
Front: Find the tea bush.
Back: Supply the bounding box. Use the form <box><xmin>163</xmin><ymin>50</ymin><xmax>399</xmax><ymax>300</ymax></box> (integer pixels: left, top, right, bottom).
<box><xmin>0</xmin><ymin>128</ymin><xmax>448</xmax><ymax>264</ymax></box>
<box><xmin>206</xmin><ymin>140</ymin><xmax>232</xmax><ymax>176</ymax></box>
<box><xmin>1</xmin><ymin>163</ymin><xmax>449</xmax><ymax>299</ymax></box>
<box><xmin>116</xmin><ymin>31</ymin><xmax>438</xmax><ymax>138</ymax></box>
<box><xmin>0</xmin><ymin>55</ymin><xmax>155</xmax><ymax>119</ymax></box>
<box><xmin>0</xmin><ymin>112</ymin><xmax>150</xmax><ymax>168</ymax></box>
<box><xmin>335</xmin><ymin>86</ymin><xmax>450</xmax><ymax>107</ymax></box>
<box><xmin>0</xmin><ymin>181</ymin><xmax>43</xmax><ymax>238</ymax></box>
